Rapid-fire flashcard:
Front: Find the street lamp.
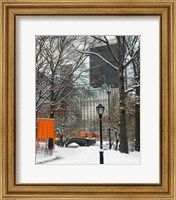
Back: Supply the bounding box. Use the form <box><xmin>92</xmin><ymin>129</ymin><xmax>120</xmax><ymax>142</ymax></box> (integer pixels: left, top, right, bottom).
<box><xmin>107</xmin><ymin>85</ymin><xmax>113</xmax><ymax>149</ymax></box>
<box><xmin>96</xmin><ymin>104</ymin><xmax>105</xmax><ymax>164</ymax></box>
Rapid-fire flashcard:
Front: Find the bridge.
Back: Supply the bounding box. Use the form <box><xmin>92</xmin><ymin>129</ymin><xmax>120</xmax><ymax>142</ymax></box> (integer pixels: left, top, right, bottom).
<box><xmin>56</xmin><ymin>137</ymin><xmax>96</xmax><ymax>147</ymax></box>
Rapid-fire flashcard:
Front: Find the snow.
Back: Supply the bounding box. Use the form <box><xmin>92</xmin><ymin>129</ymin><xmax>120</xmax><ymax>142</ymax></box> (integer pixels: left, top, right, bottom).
<box><xmin>36</xmin><ymin>154</ymin><xmax>58</xmax><ymax>164</ymax></box>
<box><xmin>67</xmin><ymin>142</ymin><xmax>79</xmax><ymax>148</ymax></box>
<box><xmin>36</xmin><ymin>142</ymin><xmax>140</xmax><ymax>165</ymax></box>
<box><xmin>36</xmin><ymin>147</ymin><xmax>59</xmax><ymax>164</ymax></box>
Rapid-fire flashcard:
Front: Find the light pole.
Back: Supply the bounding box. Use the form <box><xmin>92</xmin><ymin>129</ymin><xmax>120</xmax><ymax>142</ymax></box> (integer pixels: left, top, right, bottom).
<box><xmin>107</xmin><ymin>85</ymin><xmax>112</xmax><ymax>149</ymax></box>
<box><xmin>96</xmin><ymin>104</ymin><xmax>105</xmax><ymax>164</ymax></box>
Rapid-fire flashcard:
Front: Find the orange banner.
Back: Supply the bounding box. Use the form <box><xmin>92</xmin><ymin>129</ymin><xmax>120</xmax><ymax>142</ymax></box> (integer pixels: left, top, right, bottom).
<box><xmin>87</xmin><ymin>131</ymin><xmax>93</xmax><ymax>138</ymax></box>
<box><xmin>37</xmin><ymin>118</ymin><xmax>55</xmax><ymax>140</ymax></box>
<box><xmin>80</xmin><ymin>131</ymin><xmax>86</xmax><ymax>138</ymax></box>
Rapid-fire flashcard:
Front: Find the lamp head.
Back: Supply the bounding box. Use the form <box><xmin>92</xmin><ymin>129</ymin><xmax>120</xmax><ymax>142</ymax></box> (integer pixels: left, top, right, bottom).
<box><xmin>96</xmin><ymin>104</ymin><xmax>105</xmax><ymax>116</ymax></box>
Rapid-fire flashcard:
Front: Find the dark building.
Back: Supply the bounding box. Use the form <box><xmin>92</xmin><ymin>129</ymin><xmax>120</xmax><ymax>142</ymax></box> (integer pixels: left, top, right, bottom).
<box><xmin>90</xmin><ymin>43</ymin><xmax>119</xmax><ymax>88</ymax></box>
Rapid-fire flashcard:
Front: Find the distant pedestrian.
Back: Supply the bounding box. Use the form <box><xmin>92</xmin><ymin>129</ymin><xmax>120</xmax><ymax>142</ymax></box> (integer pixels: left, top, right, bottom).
<box><xmin>114</xmin><ymin>131</ymin><xmax>120</xmax><ymax>150</ymax></box>
<box><xmin>115</xmin><ymin>139</ymin><xmax>119</xmax><ymax>151</ymax></box>
<box><xmin>48</xmin><ymin>138</ymin><xmax>53</xmax><ymax>155</ymax></box>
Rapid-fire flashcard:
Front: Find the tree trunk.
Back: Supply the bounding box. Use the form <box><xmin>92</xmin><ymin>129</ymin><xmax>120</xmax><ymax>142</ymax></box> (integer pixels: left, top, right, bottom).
<box><xmin>135</xmin><ymin>87</ymin><xmax>140</xmax><ymax>151</ymax></box>
<box><xmin>119</xmin><ymin>67</ymin><xmax>129</xmax><ymax>153</ymax></box>
<box><xmin>117</xmin><ymin>36</ymin><xmax>129</xmax><ymax>154</ymax></box>
<box><xmin>50</xmin><ymin>71</ymin><xmax>55</xmax><ymax>119</ymax></box>
<box><xmin>132</xmin><ymin>61</ymin><xmax>140</xmax><ymax>151</ymax></box>
<box><xmin>50</xmin><ymin>106</ymin><xmax>54</xmax><ymax>118</ymax></box>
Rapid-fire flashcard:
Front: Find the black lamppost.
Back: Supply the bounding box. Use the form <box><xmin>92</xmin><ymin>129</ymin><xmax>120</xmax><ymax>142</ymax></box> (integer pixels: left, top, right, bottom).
<box><xmin>107</xmin><ymin>85</ymin><xmax>112</xmax><ymax>149</ymax></box>
<box><xmin>96</xmin><ymin>104</ymin><xmax>105</xmax><ymax>164</ymax></box>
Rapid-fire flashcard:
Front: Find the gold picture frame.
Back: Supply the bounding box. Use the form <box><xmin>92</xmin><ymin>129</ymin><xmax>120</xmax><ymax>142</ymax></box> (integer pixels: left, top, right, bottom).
<box><xmin>0</xmin><ymin>0</ymin><xmax>175</xmax><ymax>199</ymax></box>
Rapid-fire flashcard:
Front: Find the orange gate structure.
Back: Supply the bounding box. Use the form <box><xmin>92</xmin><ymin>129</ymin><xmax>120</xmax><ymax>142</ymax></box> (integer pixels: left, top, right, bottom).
<box><xmin>36</xmin><ymin>118</ymin><xmax>55</xmax><ymax>150</ymax></box>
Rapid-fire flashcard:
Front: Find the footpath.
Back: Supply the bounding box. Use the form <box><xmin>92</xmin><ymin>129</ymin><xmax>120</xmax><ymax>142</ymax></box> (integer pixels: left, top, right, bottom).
<box><xmin>36</xmin><ymin>149</ymin><xmax>59</xmax><ymax>164</ymax></box>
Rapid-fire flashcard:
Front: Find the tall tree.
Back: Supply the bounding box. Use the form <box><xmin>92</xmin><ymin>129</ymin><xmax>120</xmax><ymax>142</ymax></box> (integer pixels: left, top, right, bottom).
<box><xmin>124</xmin><ymin>36</ymin><xmax>140</xmax><ymax>151</ymax></box>
<box><xmin>36</xmin><ymin>36</ymin><xmax>92</xmax><ymax>119</ymax></box>
<box><xmin>116</xmin><ymin>36</ymin><xmax>128</xmax><ymax>153</ymax></box>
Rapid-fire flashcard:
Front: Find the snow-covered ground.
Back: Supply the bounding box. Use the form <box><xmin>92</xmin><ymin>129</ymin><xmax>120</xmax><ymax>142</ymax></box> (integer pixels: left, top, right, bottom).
<box><xmin>36</xmin><ymin>150</ymin><xmax>58</xmax><ymax>164</ymax></box>
<box><xmin>36</xmin><ymin>142</ymin><xmax>140</xmax><ymax>165</ymax></box>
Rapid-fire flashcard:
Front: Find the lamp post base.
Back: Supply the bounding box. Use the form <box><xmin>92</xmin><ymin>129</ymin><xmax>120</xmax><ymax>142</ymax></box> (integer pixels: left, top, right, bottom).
<box><xmin>99</xmin><ymin>150</ymin><xmax>104</xmax><ymax>164</ymax></box>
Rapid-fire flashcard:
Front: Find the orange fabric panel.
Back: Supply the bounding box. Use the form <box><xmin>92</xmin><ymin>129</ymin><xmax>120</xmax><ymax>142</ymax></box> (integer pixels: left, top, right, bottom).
<box><xmin>87</xmin><ymin>131</ymin><xmax>93</xmax><ymax>138</ymax></box>
<box><xmin>37</xmin><ymin>118</ymin><xmax>55</xmax><ymax>140</ymax></box>
<box><xmin>80</xmin><ymin>131</ymin><xmax>86</xmax><ymax>138</ymax></box>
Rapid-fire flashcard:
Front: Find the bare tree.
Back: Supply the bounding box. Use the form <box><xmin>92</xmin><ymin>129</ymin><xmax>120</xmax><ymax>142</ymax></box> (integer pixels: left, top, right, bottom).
<box><xmin>36</xmin><ymin>36</ymin><xmax>94</xmax><ymax>118</ymax></box>
<box><xmin>124</xmin><ymin>36</ymin><xmax>140</xmax><ymax>151</ymax></box>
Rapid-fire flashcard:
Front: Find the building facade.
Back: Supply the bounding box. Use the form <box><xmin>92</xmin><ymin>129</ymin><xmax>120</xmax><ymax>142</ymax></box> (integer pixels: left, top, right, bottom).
<box><xmin>79</xmin><ymin>86</ymin><xmax>119</xmax><ymax>132</ymax></box>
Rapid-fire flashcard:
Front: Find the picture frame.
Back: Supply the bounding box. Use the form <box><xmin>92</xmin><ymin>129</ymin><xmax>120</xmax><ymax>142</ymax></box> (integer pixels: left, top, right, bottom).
<box><xmin>0</xmin><ymin>0</ymin><xmax>175</xmax><ymax>199</ymax></box>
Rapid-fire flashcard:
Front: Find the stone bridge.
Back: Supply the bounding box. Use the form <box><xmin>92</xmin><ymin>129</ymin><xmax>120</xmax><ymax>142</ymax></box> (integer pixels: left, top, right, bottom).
<box><xmin>65</xmin><ymin>137</ymin><xmax>96</xmax><ymax>147</ymax></box>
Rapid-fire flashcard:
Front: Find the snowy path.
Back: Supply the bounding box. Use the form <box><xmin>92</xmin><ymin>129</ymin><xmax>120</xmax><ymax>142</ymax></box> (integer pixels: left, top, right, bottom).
<box><xmin>43</xmin><ymin>145</ymin><xmax>140</xmax><ymax>165</ymax></box>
